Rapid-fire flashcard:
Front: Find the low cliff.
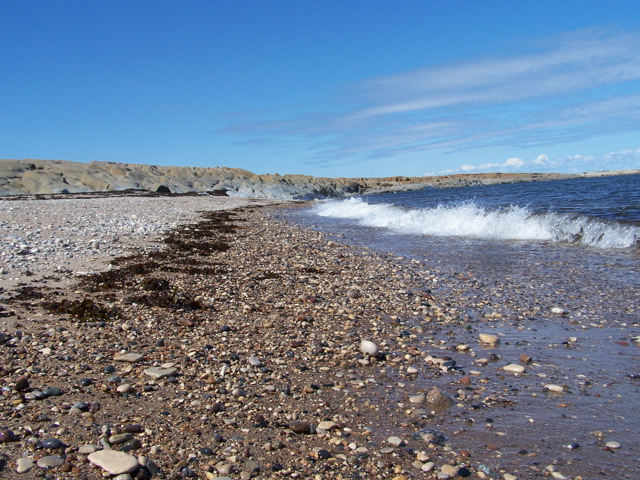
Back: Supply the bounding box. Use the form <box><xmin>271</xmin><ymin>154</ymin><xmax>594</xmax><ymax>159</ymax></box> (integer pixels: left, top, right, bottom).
<box><xmin>1</xmin><ymin>159</ymin><xmax>636</xmax><ymax>198</ymax></box>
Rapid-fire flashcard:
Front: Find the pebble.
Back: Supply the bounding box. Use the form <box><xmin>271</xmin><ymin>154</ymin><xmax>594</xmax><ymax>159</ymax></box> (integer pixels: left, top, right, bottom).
<box><xmin>36</xmin><ymin>455</ymin><xmax>65</xmax><ymax>468</ymax></box>
<box><xmin>42</xmin><ymin>438</ymin><xmax>64</xmax><ymax>449</ymax></box>
<box><xmin>78</xmin><ymin>444</ymin><xmax>101</xmax><ymax>454</ymax></box>
<box><xmin>117</xmin><ymin>383</ymin><xmax>133</xmax><ymax>393</ymax></box>
<box><xmin>0</xmin><ymin>429</ymin><xmax>18</xmax><ymax>443</ymax></box>
<box><xmin>409</xmin><ymin>394</ymin><xmax>426</xmax><ymax>404</ymax></box>
<box><xmin>248</xmin><ymin>355</ymin><xmax>262</xmax><ymax>367</ymax></box>
<box><xmin>426</xmin><ymin>387</ymin><xmax>454</xmax><ymax>410</ymax></box>
<box><xmin>109</xmin><ymin>433</ymin><xmax>133</xmax><ymax>444</ymax></box>
<box><xmin>605</xmin><ymin>441</ymin><xmax>621</xmax><ymax>449</ymax></box>
<box><xmin>360</xmin><ymin>339</ymin><xmax>379</xmax><ymax>356</ymax></box>
<box><xmin>289</xmin><ymin>421</ymin><xmax>312</xmax><ymax>434</ymax></box>
<box><xmin>317</xmin><ymin>421</ymin><xmax>338</xmax><ymax>431</ymax></box>
<box><xmin>441</xmin><ymin>464</ymin><xmax>458</xmax><ymax>476</ymax></box>
<box><xmin>88</xmin><ymin>450</ymin><xmax>139</xmax><ymax>475</ymax></box>
<box><xmin>387</xmin><ymin>436</ymin><xmax>405</xmax><ymax>447</ymax></box>
<box><xmin>544</xmin><ymin>384</ymin><xmax>564</xmax><ymax>393</ymax></box>
<box><xmin>42</xmin><ymin>386</ymin><xmax>63</xmax><ymax>396</ymax></box>
<box><xmin>143</xmin><ymin>366</ymin><xmax>178</xmax><ymax>379</ymax></box>
<box><xmin>16</xmin><ymin>457</ymin><xmax>35</xmax><ymax>474</ymax></box>
<box><xmin>479</xmin><ymin>333</ymin><xmax>500</xmax><ymax>345</ymax></box>
<box><xmin>503</xmin><ymin>364</ymin><xmax>526</xmax><ymax>373</ymax></box>
<box><xmin>114</xmin><ymin>353</ymin><xmax>144</xmax><ymax>363</ymax></box>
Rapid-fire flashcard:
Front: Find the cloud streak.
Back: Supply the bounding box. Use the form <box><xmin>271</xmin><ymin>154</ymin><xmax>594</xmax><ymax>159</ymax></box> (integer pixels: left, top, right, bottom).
<box><xmin>221</xmin><ymin>27</ymin><xmax>640</xmax><ymax>165</ymax></box>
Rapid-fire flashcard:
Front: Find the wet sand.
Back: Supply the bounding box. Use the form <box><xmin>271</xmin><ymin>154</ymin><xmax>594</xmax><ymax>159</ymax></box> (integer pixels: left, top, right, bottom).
<box><xmin>1</xmin><ymin>196</ymin><xmax>639</xmax><ymax>479</ymax></box>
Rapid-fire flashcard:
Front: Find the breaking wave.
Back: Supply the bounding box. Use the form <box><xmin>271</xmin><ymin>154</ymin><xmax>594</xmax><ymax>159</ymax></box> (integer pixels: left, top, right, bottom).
<box><xmin>315</xmin><ymin>198</ymin><xmax>639</xmax><ymax>249</ymax></box>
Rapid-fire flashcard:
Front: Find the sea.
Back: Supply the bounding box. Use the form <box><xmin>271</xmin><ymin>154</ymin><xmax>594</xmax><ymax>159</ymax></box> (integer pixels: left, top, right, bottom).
<box><xmin>285</xmin><ymin>174</ymin><xmax>640</xmax><ymax>301</ymax></box>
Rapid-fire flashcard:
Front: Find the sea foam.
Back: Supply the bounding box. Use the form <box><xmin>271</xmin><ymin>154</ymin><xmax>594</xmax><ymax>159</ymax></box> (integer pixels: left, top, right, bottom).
<box><xmin>315</xmin><ymin>198</ymin><xmax>639</xmax><ymax>249</ymax></box>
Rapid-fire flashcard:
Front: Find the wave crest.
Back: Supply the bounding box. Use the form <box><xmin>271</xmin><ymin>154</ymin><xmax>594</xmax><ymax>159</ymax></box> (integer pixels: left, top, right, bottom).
<box><xmin>315</xmin><ymin>198</ymin><xmax>639</xmax><ymax>249</ymax></box>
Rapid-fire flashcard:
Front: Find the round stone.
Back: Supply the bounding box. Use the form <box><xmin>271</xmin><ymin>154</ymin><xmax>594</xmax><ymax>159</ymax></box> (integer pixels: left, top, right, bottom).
<box><xmin>109</xmin><ymin>433</ymin><xmax>133</xmax><ymax>444</ymax></box>
<box><xmin>387</xmin><ymin>436</ymin><xmax>405</xmax><ymax>447</ymax></box>
<box><xmin>42</xmin><ymin>386</ymin><xmax>63</xmax><ymax>397</ymax></box>
<box><xmin>42</xmin><ymin>438</ymin><xmax>64</xmax><ymax>449</ymax></box>
<box><xmin>503</xmin><ymin>364</ymin><xmax>526</xmax><ymax>373</ymax></box>
<box><xmin>289</xmin><ymin>421</ymin><xmax>312</xmax><ymax>434</ymax></box>
<box><xmin>248</xmin><ymin>356</ymin><xmax>262</xmax><ymax>367</ymax></box>
<box><xmin>359</xmin><ymin>339</ymin><xmax>379</xmax><ymax>356</ymax></box>
<box><xmin>0</xmin><ymin>429</ymin><xmax>18</xmax><ymax>443</ymax></box>
<box><xmin>479</xmin><ymin>333</ymin><xmax>500</xmax><ymax>345</ymax></box>
<box><xmin>544</xmin><ymin>384</ymin><xmax>564</xmax><ymax>393</ymax></box>
<box><xmin>36</xmin><ymin>455</ymin><xmax>65</xmax><ymax>468</ymax></box>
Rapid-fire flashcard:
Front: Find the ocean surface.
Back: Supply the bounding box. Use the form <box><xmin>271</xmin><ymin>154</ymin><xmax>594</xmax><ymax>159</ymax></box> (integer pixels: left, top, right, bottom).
<box><xmin>285</xmin><ymin>174</ymin><xmax>640</xmax><ymax>294</ymax></box>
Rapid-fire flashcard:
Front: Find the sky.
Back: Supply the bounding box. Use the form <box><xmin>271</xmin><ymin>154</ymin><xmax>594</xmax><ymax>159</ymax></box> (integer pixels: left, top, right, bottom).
<box><xmin>2</xmin><ymin>1</ymin><xmax>640</xmax><ymax>178</ymax></box>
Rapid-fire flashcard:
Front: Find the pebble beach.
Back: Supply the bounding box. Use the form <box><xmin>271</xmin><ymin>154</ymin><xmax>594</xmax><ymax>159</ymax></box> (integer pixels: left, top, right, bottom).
<box><xmin>1</xmin><ymin>194</ymin><xmax>639</xmax><ymax>480</ymax></box>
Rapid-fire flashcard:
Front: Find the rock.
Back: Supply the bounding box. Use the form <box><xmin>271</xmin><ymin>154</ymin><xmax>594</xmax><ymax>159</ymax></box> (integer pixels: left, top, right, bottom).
<box><xmin>387</xmin><ymin>436</ymin><xmax>405</xmax><ymax>447</ymax></box>
<box><xmin>544</xmin><ymin>384</ymin><xmax>564</xmax><ymax>393</ymax></box>
<box><xmin>605</xmin><ymin>441</ymin><xmax>621</xmax><ymax>449</ymax></box>
<box><xmin>412</xmin><ymin>428</ymin><xmax>447</xmax><ymax>445</ymax></box>
<box><xmin>114</xmin><ymin>353</ymin><xmax>144</xmax><ymax>363</ymax></box>
<box><xmin>441</xmin><ymin>464</ymin><xmax>458</xmax><ymax>476</ymax></box>
<box><xmin>479</xmin><ymin>333</ymin><xmax>500</xmax><ymax>345</ymax></box>
<box><xmin>289</xmin><ymin>421</ymin><xmax>312</xmax><ymax>434</ymax></box>
<box><xmin>117</xmin><ymin>384</ymin><xmax>133</xmax><ymax>394</ymax></box>
<box><xmin>422</xmin><ymin>462</ymin><xmax>435</xmax><ymax>472</ymax></box>
<box><xmin>426</xmin><ymin>387</ymin><xmax>454</xmax><ymax>410</ymax></box>
<box><xmin>359</xmin><ymin>339</ymin><xmax>379</xmax><ymax>356</ymax></box>
<box><xmin>16</xmin><ymin>457</ymin><xmax>35</xmax><ymax>473</ymax></box>
<box><xmin>143</xmin><ymin>366</ymin><xmax>178</xmax><ymax>379</ymax></box>
<box><xmin>88</xmin><ymin>450</ymin><xmax>139</xmax><ymax>475</ymax></box>
<box><xmin>42</xmin><ymin>386</ymin><xmax>63</xmax><ymax>397</ymax></box>
<box><xmin>36</xmin><ymin>455</ymin><xmax>65</xmax><ymax>468</ymax></box>
<box><xmin>409</xmin><ymin>394</ymin><xmax>426</xmax><ymax>404</ymax></box>
<box><xmin>503</xmin><ymin>364</ymin><xmax>526</xmax><ymax>373</ymax></box>
<box><xmin>317</xmin><ymin>421</ymin><xmax>338</xmax><ymax>431</ymax></box>
<box><xmin>78</xmin><ymin>444</ymin><xmax>101</xmax><ymax>454</ymax></box>
<box><xmin>42</xmin><ymin>438</ymin><xmax>64</xmax><ymax>449</ymax></box>
<box><xmin>109</xmin><ymin>433</ymin><xmax>133</xmax><ymax>444</ymax></box>
<box><xmin>0</xmin><ymin>429</ymin><xmax>18</xmax><ymax>443</ymax></box>
<box><xmin>14</xmin><ymin>375</ymin><xmax>29</xmax><ymax>391</ymax></box>
<box><xmin>248</xmin><ymin>356</ymin><xmax>262</xmax><ymax>367</ymax></box>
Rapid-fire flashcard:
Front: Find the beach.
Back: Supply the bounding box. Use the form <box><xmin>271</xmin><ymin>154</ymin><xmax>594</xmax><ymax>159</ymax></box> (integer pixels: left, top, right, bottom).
<box><xmin>1</xmin><ymin>194</ymin><xmax>639</xmax><ymax>479</ymax></box>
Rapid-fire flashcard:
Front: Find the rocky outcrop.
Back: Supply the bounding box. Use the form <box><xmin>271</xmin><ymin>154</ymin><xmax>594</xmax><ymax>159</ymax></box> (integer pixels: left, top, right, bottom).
<box><xmin>1</xmin><ymin>159</ymin><xmax>637</xmax><ymax>198</ymax></box>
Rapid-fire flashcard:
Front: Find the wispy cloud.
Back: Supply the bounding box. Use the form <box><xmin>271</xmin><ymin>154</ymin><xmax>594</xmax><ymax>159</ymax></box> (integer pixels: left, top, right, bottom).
<box><xmin>220</xmin><ymin>27</ymin><xmax>640</xmax><ymax>165</ymax></box>
<box><xmin>438</xmin><ymin>149</ymin><xmax>640</xmax><ymax>175</ymax></box>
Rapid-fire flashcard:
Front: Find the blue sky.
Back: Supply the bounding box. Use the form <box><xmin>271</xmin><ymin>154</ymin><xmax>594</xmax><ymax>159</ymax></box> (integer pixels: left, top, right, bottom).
<box><xmin>2</xmin><ymin>1</ymin><xmax>640</xmax><ymax>178</ymax></box>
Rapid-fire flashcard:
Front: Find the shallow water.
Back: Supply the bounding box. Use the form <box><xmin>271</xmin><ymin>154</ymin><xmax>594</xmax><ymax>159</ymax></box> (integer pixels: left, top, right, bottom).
<box><xmin>283</xmin><ymin>176</ymin><xmax>640</xmax><ymax>478</ymax></box>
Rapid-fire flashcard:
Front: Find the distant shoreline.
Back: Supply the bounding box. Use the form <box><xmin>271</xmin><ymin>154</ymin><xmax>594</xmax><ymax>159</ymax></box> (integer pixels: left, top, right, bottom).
<box><xmin>1</xmin><ymin>158</ymin><xmax>638</xmax><ymax>198</ymax></box>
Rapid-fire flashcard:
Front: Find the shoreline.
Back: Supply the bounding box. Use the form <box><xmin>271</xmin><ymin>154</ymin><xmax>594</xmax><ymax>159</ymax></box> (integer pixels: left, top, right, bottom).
<box><xmin>1</xmin><ymin>197</ymin><xmax>639</xmax><ymax>479</ymax></box>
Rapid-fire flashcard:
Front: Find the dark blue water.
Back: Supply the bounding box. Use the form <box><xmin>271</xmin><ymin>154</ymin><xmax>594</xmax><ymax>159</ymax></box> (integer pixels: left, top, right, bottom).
<box><xmin>284</xmin><ymin>174</ymin><xmax>640</xmax><ymax>303</ymax></box>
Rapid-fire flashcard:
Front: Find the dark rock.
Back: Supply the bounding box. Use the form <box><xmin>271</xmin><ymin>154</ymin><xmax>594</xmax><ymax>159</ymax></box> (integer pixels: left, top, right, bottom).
<box><xmin>0</xmin><ymin>429</ymin><xmax>18</xmax><ymax>443</ymax></box>
<box><xmin>42</xmin><ymin>438</ymin><xmax>65</xmax><ymax>449</ymax></box>
<box><xmin>42</xmin><ymin>386</ymin><xmax>63</xmax><ymax>397</ymax></box>
<box><xmin>289</xmin><ymin>421</ymin><xmax>312</xmax><ymax>434</ymax></box>
<box><xmin>14</xmin><ymin>375</ymin><xmax>29</xmax><ymax>391</ymax></box>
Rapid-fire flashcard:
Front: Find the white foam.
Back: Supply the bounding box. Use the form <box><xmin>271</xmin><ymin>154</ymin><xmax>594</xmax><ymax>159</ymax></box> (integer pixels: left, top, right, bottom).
<box><xmin>315</xmin><ymin>198</ymin><xmax>639</xmax><ymax>249</ymax></box>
